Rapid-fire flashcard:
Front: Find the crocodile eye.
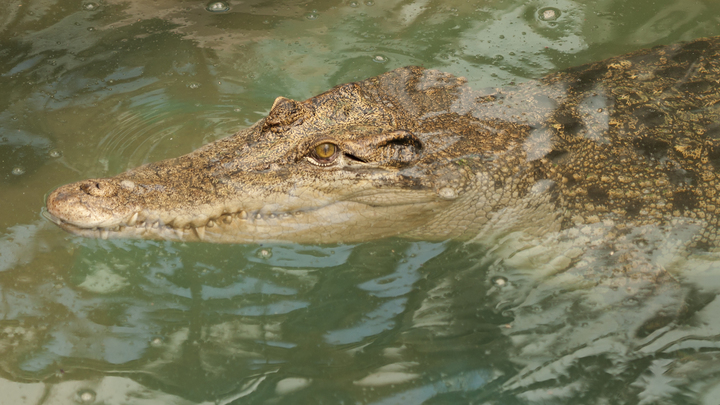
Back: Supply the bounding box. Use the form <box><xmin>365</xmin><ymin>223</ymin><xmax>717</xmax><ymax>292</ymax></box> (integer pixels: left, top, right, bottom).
<box><xmin>315</xmin><ymin>143</ymin><xmax>336</xmax><ymax>159</ymax></box>
<box><xmin>309</xmin><ymin>142</ymin><xmax>338</xmax><ymax>165</ymax></box>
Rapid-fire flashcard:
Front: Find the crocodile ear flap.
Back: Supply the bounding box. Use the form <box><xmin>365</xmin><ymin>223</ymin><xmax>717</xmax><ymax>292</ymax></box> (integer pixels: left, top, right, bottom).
<box><xmin>345</xmin><ymin>130</ymin><xmax>423</xmax><ymax>165</ymax></box>
<box><xmin>262</xmin><ymin>97</ymin><xmax>309</xmax><ymax>133</ymax></box>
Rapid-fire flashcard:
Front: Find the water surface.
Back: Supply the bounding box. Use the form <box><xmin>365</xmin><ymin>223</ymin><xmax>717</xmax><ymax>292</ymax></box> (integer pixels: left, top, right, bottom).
<box><xmin>1</xmin><ymin>0</ymin><xmax>720</xmax><ymax>403</ymax></box>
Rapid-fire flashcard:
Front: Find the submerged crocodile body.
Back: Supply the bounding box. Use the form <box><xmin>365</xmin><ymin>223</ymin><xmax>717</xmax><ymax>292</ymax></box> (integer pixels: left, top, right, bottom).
<box><xmin>46</xmin><ymin>37</ymin><xmax>720</xmax><ymax>247</ymax></box>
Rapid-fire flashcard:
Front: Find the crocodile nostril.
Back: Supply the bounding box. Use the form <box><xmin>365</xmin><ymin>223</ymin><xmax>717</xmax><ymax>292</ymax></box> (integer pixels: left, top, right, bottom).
<box><xmin>79</xmin><ymin>180</ymin><xmax>117</xmax><ymax>197</ymax></box>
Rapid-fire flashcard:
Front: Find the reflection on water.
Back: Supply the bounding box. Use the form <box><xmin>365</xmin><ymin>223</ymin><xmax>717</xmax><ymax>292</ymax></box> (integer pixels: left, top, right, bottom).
<box><xmin>2</xmin><ymin>0</ymin><xmax>720</xmax><ymax>403</ymax></box>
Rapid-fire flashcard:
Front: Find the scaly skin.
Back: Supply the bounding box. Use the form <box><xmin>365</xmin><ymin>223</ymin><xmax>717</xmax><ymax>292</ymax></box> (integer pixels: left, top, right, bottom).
<box><xmin>46</xmin><ymin>37</ymin><xmax>720</xmax><ymax>246</ymax></box>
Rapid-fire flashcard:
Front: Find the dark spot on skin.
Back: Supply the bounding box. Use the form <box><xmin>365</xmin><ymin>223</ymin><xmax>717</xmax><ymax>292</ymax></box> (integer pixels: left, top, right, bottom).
<box><xmin>671</xmin><ymin>49</ymin><xmax>703</xmax><ymax>65</ymax></box>
<box><xmin>657</xmin><ymin>65</ymin><xmax>687</xmax><ymax>79</ymax></box>
<box><xmin>683</xmin><ymin>40</ymin><xmax>711</xmax><ymax>51</ymax></box>
<box><xmin>586</xmin><ymin>184</ymin><xmax>608</xmax><ymax>203</ymax></box>
<box><xmin>625</xmin><ymin>200</ymin><xmax>642</xmax><ymax>216</ymax></box>
<box><xmin>552</xmin><ymin>108</ymin><xmax>584</xmax><ymax>136</ymax></box>
<box><xmin>494</xmin><ymin>179</ymin><xmax>504</xmax><ymax>189</ymax></box>
<box><xmin>706</xmin><ymin>123</ymin><xmax>720</xmax><ymax>140</ymax></box>
<box><xmin>545</xmin><ymin>149</ymin><xmax>569</xmax><ymax>164</ymax></box>
<box><xmin>564</xmin><ymin>175</ymin><xmax>577</xmax><ymax>187</ymax></box>
<box><xmin>632</xmin><ymin>106</ymin><xmax>666</xmax><ymax>127</ymax></box>
<box><xmin>633</xmin><ymin>136</ymin><xmax>670</xmax><ymax>158</ymax></box>
<box><xmin>679</xmin><ymin>80</ymin><xmax>712</xmax><ymax>93</ymax></box>
<box><xmin>707</xmin><ymin>141</ymin><xmax>720</xmax><ymax>170</ymax></box>
<box><xmin>694</xmin><ymin>239</ymin><xmax>712</xmax><ymax>251</ymax></box>
<box><xmin>570</xmin><ymin>65</ymin><xmax>609</xmax><ymax>93</ymax></box>
<box><xmin>672</xmin><ymin>189</ymin><xmax>698</xmax><ymax>212</ymax></box>
<box><xmin>665</xmin><ymin>166</ymin><xmax>695</xmax><ymax>186</ymax></box>
<box><xmin>560</xmin><ymin>216</ymin><xmax>574</xmax><ymax>230</ymax></box>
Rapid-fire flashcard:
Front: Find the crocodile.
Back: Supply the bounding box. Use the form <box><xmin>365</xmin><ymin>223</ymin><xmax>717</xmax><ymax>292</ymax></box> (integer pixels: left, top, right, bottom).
<box><xmin>45</xmin><ymin>37</ymin><xmax>720</xmax><ymax>246</ymax></box>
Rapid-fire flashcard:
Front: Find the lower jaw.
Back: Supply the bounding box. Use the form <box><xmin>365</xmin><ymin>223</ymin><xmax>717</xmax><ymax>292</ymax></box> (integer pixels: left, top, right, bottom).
<box><xmin>42</xmin><ymin>202</ymin><xmax>435</xmax><ymax>244</ymax></box>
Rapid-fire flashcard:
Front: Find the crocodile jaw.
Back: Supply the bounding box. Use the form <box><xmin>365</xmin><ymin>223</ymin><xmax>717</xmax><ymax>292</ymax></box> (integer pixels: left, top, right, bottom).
<box><xmin>44</xmin><ymin>197</ymin><xmax>447</xmax><ymax>244</ymax></box>
<box><xmin>44</xmin><ymin>200</ymin><xmax>444</xmax><ymax>244</ymax></box>
<box><xmin>45</xmin><ymin>169</ymin><xmax>449</xmax><ymax>244</ymax></box>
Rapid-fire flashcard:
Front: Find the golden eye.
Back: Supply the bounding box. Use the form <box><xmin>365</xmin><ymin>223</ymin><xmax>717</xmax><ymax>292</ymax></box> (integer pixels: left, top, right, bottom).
<box><xmin>314</xmin><ymin>143</ymin><xmax>337</xmax><ymax>160</ymax></box>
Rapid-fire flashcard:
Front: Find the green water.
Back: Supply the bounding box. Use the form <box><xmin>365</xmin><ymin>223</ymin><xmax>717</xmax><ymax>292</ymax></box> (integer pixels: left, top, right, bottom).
<box><xmin>2</xmin><ymin>0</ymin><xmax>720</xmax><ymax>403</ymax></box>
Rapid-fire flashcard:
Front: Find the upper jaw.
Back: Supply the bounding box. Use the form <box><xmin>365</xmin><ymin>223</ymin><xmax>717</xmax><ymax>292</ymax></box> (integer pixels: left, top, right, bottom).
<box><xmin>42</xmin><ymin>207</ymin><xmax>255</xmax><ymax>242</ymax></box>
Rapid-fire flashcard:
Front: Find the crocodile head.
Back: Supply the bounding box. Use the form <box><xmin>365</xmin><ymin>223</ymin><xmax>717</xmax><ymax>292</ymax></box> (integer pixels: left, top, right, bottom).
<box><xmin>46</xmin><ymin>67</ymin><xmax>533</xmax><ymax>244</ymax></box>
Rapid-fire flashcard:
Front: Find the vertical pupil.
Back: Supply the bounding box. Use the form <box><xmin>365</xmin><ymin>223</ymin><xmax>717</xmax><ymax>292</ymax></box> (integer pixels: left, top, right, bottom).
<box><xmin>317</xmin><ymin>143</ymin><xmax>335</xmax><ymax>158</ymax></box>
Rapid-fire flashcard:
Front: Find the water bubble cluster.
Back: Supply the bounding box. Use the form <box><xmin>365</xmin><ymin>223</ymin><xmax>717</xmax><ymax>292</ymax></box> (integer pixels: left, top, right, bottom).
<box><xmin>206</xmin><ymin>1</ymin><xmax>230</xmax><ymax>13</ymax></box>
<box><xmin>82</xmin><ymin>2</ymin><xmax>99</xmax><ymax>11</ymax></box>
<box><xmin>372</xmin><ymin>55</ymin><xmax>388</xmax><ymax>63</ymax></box>
<box><xmin>11</xmin><ymin>167</ymin><xmax>25</xmax><ymax>176</ymax></box>
<box><xmin>186</xmin><ymin>82</ymin><xmax>201</xmax><ymax>89</ymax></box>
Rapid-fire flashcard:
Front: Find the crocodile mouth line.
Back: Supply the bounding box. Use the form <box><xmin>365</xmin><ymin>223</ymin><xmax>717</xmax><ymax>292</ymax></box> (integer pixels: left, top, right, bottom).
<box><xmin>42</xmin><ymin>208</ymin><xmax>311</xmax><ymax>241</ymax></box>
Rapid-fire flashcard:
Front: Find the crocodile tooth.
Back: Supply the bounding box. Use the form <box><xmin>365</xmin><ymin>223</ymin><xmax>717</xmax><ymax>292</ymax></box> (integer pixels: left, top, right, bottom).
<box><xmin>221</xmin><ymin>214</ymin><xmax>233</xmax><ymax>225</ymax></box>
<box><xmin>151</xmin><ymin>221</ymin><xmax>159</xmax><ymax>229</ymax></box>
<box><xmin>255</xmin><ymin>213</ymin><xmax>262</xmax><ymax>220</ymax></box>
<box><xmin>128</xmin><ymin>212</ymin><xmax>139</xmax><ymax>226</ymax></box>
<box><xmin>100</xmin><ymin>229</ymin><xmax>109</xmax><ymax>240</ymax></box>
<box><xmin>193</xmin><ymin>226</ymin><xmax>206</xmax><ymax>240</ymax></box>
<box><xmin>268</xmin><ymin>213</ymin><xmax>276</xmax><ymax>219</ymax></box>
<box><xmin>239</xmin><ymin>211</ymin><xmax>248</xmax><ymax>220</ymax></box>
<box><xmin>137</xmin><ymin>221</ymin><xmax>146</xmax><ymax>228</ymax></box>
<box><xmin>207</xmin><ymin>219</ymin><xmax>215</xmax><ymax>228</ymax></box>
<box><xmin>175</xmin><ymin>228</ymin><xmax>184</xmax><ymax>239</ymax></box>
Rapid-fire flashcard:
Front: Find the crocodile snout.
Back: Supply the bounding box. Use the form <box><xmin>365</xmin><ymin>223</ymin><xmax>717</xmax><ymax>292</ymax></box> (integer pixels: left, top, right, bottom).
<box><xmin>47</xmin><ymin>179</ymin><xmax>123</xmax><ymax>228</ymax></box>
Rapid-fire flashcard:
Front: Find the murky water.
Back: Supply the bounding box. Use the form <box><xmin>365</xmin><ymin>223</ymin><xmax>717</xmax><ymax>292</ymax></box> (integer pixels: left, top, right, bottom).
<box><xmin>2</xmin><ymin>0</ymin><xmax>720</xmax><ymax>403</ymax></box>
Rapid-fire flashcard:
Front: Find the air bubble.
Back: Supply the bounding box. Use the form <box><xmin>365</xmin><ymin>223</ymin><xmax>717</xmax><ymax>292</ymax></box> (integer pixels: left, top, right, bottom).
<box><xmin>82</xmin><ymin>2</ymin><xmax>98</xmax><ymax>11</ymax></box>
<box><xmin>11</xmin><ymin>167</ymin><xmax>25</xmax><ymax>176</ymax></box>
<box><xmin>49</xmin><ymin>149</ymin><xmax>62</xmax><ymax>158</ymax></box>
<box><xmin>206</xmin><ymin>1</ymin><xmax>230</xmax><ymax>12</ymax></box>
<box><xmin>257</xmin><ymin>248</ymin><xmax>273</xmax><ymax>259</ymax></box>
<box><xmin>150</xmin><ymin>337</ymin><xmax>164</xmax><ymax>347</ymax></box>
<box><xmin>350</xmin><ymin>1</ymin><xmax>359</xmax><ymax>7</ymax></box>
<box><xmin>372</xmin><ymin>55</ymin><xmax>388</xmax><ymax>63</ymax></box>
<box><xmin>365</xmin><ymin>1</ymin><xmax>374</xmax><ymax>5</ymax></box>
<box><xmin>491</xmin><ymin>276</ymin><xmax>508</xmax><ymax>287</ymax></box>
<box><xmin>306</xmin><ymin>12</ymin><xmax>318</xmax><ymax>20</ymax></box>
<box><xmin>77</xmin><ymin>389</ymin><xmax>96</xmax><ymax>403</ymax></box>
<box><xmin>538</xmin><ymin>7</ymin><xmax>560</xmax><ymax>21</ymax></box>
<box><xmin>186</xmin><ymin>82</ymin><xmax>200</xmax><ymax>89</ymax></box>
